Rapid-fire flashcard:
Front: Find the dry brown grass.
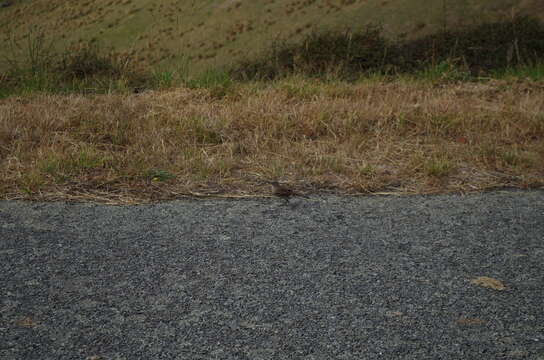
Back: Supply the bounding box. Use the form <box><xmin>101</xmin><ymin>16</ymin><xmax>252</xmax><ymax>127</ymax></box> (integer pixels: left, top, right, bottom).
<box><xmin>1</xmin><ymin>78</ymin><xmax>543</xmax><ymax>203</ymax></box>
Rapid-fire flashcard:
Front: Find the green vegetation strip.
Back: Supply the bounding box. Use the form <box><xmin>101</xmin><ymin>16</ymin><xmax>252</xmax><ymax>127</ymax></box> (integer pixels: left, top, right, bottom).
<box><xmin>2</xmin><ymin>16</ymin><xmax>544</xmax><ymax>98</ymax></box>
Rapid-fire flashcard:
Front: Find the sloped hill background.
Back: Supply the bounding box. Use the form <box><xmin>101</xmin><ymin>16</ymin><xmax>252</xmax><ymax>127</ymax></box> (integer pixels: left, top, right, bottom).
<box><xmin>1</xmin><ymin>0</ymin><xmax>543</xmax><ymax>72</ymax></box>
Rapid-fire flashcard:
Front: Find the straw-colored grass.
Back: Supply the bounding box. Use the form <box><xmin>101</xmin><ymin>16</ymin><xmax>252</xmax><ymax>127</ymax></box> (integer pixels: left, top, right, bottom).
<box><xmin>1</xmin><ymin>78</ymin><xmax>543</xmax><ymax>203</ymax></box>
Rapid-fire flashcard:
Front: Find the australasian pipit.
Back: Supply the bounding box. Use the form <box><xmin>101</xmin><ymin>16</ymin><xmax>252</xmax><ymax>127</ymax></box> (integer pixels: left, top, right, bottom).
<box><xmin>267</xmin><ymin>181</ymin><xmax>307</xmax><ymax>203</ymax></box>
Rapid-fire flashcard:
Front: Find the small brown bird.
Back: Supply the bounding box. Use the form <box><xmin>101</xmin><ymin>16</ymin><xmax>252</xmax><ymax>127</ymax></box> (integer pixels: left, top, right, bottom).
<box><xmin>267</xmin><ymin>180</ymin><xmax>306</xmax><ymax>202</ymax></box>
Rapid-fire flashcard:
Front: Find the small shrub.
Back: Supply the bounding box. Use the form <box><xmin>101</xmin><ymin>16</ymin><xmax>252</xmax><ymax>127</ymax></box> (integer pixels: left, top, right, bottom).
<box><xmin>232</xmin><ymin>24</ymin><xmax>396</xmax><ymax>80</ymax></box>
<box><xmin>58</xmin><ymin>42</ymin><xmax>120</xmax><ymax>79</ymax></box>
<box><xmin>55</xmin><ymin>41</ymin><xmax>151</xmax><ymax>91</ymax></box>
<box><xmin>1</xmin><ymin>25</ymin><xmax>57</xmax><ymax>75</ymax></box>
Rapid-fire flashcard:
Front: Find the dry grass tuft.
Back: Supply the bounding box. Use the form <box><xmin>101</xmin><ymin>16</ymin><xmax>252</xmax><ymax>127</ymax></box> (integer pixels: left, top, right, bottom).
<box><xmin>1</xmin><ymin>78</ymin><xmax>543</xmax><ymax>203</ymax></box>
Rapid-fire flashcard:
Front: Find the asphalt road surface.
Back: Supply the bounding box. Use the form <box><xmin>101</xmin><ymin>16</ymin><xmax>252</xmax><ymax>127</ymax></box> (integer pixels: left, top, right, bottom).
<box><xmin>1</xmin><ymin>190</ymin><xmax>543</xmax><ymax>360</ymax></box>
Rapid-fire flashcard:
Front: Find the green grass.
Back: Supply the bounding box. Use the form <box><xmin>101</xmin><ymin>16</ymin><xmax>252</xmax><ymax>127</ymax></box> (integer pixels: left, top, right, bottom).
<box><xmin>491</xmin><ymin>62</ymin><xmax>544</xmax><ymax>81</ymax></box>
<box><xmin>183</xmin><ymin>67</ymin><xmax>233</xmax><ymax>92</ymax></box>
<box><xmin>424</xmin><ymin>157</ymin><xmax>454</xmax><ymax>178</ymax></box>
<box><xmin>416</xmin><ymin>60</ymin><xmax>471</xmax><ymax>82</ymax></box>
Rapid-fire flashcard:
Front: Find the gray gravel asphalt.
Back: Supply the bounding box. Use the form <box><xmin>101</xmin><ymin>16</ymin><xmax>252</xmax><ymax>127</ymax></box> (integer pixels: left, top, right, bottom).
<box><xmin>1</xmin><ymin>190</ymin><xmax>543</xmax><ymax>360</ymax></box>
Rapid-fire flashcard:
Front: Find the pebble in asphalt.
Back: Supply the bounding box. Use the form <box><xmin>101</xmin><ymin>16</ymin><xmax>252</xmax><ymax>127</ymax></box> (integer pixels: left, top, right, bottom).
<box><xmin>1</xmin><ymin>190</ymin><xmax>543</xmax><ymax>359</ymax></box>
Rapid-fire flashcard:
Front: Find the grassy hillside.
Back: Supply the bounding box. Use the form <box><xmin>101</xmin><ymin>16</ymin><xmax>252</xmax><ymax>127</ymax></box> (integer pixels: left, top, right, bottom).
<box><xmin>1</xmin><ymin>0</ymin><xmax>543</xmax><ymax>73</ymax></box>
